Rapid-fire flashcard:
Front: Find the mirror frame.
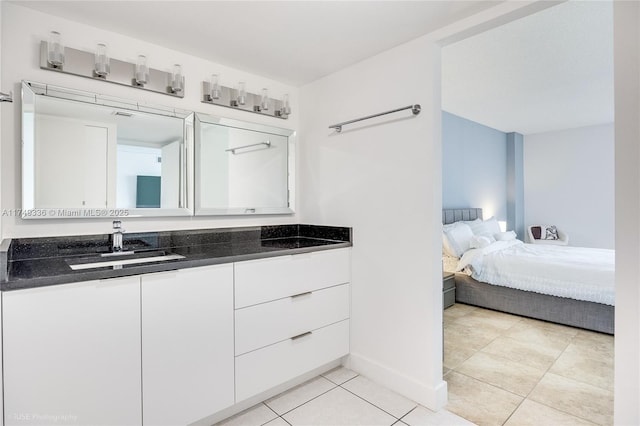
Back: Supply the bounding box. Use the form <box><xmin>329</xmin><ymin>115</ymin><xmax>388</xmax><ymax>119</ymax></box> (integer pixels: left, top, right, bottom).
<box><xmin>194</xmin><ymin>113</ymin><xmax>296</xmax><ymax>216</ymax></box>
<box><xmin>21</xmin><ymin>80</ymin><xmax>194</xmax><ymax>219</ymax></box>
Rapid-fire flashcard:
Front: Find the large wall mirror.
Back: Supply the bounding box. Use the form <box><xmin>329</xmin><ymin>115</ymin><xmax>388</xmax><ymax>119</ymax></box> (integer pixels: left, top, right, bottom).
<box><xmin>22</xmin><ymin>81</ymin><xmax>193</xmax><ymax>218</ymax></box>
<box><xmin>195</xmin><ymin>113</ymin><xmax>295</xmax><ymax>215</ymax></box>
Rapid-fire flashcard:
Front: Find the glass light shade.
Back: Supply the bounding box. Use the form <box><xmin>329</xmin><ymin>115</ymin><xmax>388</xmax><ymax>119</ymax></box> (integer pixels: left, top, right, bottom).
<box><xmin>170</xmin><ymin>64</ymin><xmax>183</xmax><ymax>93</ymax></box>
<box><xmin>94</xmin><ymin>43</ymin><xmax>110</xmax><ymax>77</ymax></box>
<box><xmin>237</xmin><ymin>82</ymin><xmax>246</xmax><ymax>105</ymax></box>
<box><xmin>282</xmin><ymin>94</ymin><xmax>291</xmax><ymax>115</ymax></box>
<box><xmin>135</xmin><ymin>55</ymin><xmax>149</xmax><ymax>85</ymax></box>
<box><xmin>47</xmin><ymin>31</ymin><xmax>65</xmax><ymax>67</ymax></box>
<box><xmin>210</xmin><ymin>74</ymin><xmax>221</xmax><ymax>99</ymax></box>
<box><xmin>260</xmin><ymin>88</ymin><xmax>269</xmax><ymax>111</ymax></box>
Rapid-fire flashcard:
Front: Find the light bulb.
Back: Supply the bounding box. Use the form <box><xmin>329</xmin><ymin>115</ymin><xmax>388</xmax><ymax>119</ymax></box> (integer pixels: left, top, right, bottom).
<box><xmin>210</xmin><ymin>74</ymin><xmax>221</xmax><ymax>100</ymax></box>
<box><xmin>135</xmin><ymin>55</ymin><xmax>149</xmax><ymax>85</ymax></box>
<box><xmin>94</xmin><ymin>43</ymin><xmax>110</xmax><ymax>77</ymax></box>
<box><xmin>260</xmin><ymin>88</ymin><xmax>270</xmax><ymax>111</ymax></box>
<box><xmin>282</xmin><ymin>94</ymin><xmax>291</xmax><ymax>115</ymax></box>
<box><xmin>47</xmin><ymin>31</ymin><xmax>65</xmax><ymax>68</ymax></box>
<box><xmin>237</xmin><ymin>82</ymin><xmax>246</xmax><ymax>105</ymax></box>
<box><xmin>170</xmin><ymin>64</ymin><xmax>183</xmax><ymax>93</ymax></box>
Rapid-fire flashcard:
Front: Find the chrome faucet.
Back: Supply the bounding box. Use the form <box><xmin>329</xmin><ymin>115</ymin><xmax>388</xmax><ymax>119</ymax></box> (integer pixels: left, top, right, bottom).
<box><xmin>112</xmin><ymin>220</ymin><xmax>125</xmax><ymax>252</ymax></box>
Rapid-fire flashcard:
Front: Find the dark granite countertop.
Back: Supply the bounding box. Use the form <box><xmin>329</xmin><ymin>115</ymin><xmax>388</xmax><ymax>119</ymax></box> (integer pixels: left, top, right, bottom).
<box><xmin>1</xmin><ymin>224</ymin><xmax>352</xmax><ymax>291</ymax></box>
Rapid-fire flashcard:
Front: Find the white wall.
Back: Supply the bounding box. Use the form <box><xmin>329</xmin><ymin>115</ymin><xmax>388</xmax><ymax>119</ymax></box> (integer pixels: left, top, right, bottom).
<box><xmin>0</xmin><ymin>2</ymin><xmax>4</xmax><ymax>422</ymax></box>
<box><xmin>524</xmin><ymin>123</ymin><xmax>614</xmax><ymax>248</ymax></box>
<box><xmin>116</xmin><ymin>145</ymin><xmax>162</xmax><ymax>208</ymax></box>
<box><xmin>299</xmin><ymin>35</ymin><xmax>446</xmax><ymax>409</ymax></box>
<box><xmin>614</xmin><ymin>2</ymin><xmax>640</xmax><ymax>423</ymax></box>
<box><xmin>0</xmin><ymin>2</ymin><xmax>299</xmax><ymax>238</ymax></box>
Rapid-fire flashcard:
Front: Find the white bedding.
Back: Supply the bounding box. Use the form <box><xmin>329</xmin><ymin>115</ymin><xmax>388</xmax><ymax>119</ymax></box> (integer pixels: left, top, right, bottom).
<box><xmin>456</xmin><ymin>240</ymin><xmax>615</xmax><ymax>305</ymax></box>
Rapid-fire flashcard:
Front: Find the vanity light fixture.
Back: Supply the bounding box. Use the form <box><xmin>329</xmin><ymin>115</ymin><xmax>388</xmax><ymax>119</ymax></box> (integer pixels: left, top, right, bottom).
<box><xmin>94</xmin><ymin>43</ymin><xmax>110</xmax><ymax>78</ymax></box>
<box><xmin>47</xmin><ymin>31</ymin><xmax>65</xmax><ymax>69</ymax></box>
<box><xmin>237</xmin><ymin>82</ymin><xmax>248</xmax><ymax>106</ymax></box>
<box><xmin>201</xmin><ymin>80</ymin><xmax>290</xmax><ymax>120</ymax></box>
<box><xmin>169</xmin><ymin>64</ymin><xmax>184</xmax><ymax>94</ymax></box>
<box><xmin>135</xmin><ymin>55</ymin><xmax>149</xmax><ymax>86</ymax></box>
<box><xmin>209</xmin><ymin>74</ymin><xmax>221</xmax><ymax>100</ymax></box>
<box><xmin>39</xmin><ymin>40</ymin><xmax>185</xmax><ymax>98</ymax></box>
<box><xmin>276</xmin><ymin>94</ymin><xmax>291</xmax><ymax>117</ymax></box>
<box><xmin>256</xmin><ymin>88</ymin><xmax>270</xmax><ymax>111</ymax></box>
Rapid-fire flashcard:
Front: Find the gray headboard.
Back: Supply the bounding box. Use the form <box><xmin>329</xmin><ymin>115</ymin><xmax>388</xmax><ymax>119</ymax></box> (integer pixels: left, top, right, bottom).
<box><xmin>442</xmin><ymin>208</ymin><xmax>483</xmax><ymax>225</ymax></box>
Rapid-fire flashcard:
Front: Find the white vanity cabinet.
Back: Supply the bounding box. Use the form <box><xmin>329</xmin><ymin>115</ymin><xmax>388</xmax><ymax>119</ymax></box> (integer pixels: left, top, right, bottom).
<box><xmin>234</xmin><ymin>248</ymin><xmax>351</xmax><ymax>401</ymax></box>
<box><xmin>1</xmin><ymin>245</ymin><xmax>351</xmax><ymax>425</ymax></box>
<box><xmin>3</xmin><ymin>277</ymin><xmax>142</xmax><ymax>426</ymax></box>
<box><xmin>141</xmin><ymin>265</ymin><xmax>234</xmax><ymax>425</ymax></box>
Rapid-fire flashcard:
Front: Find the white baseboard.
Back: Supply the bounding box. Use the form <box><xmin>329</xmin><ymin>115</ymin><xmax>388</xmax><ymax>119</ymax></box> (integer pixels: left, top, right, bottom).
<box><xmin>345</xmin><ymin>352</ymin><xmax>448</xmax><ymax>411</ymax></box>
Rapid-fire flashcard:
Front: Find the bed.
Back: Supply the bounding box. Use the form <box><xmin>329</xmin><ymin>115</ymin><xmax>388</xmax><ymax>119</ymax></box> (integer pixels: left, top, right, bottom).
<box><xmin>443</xmin><ymin>208</ymin><xmax>614</xmax><ymax>334</ymax></box>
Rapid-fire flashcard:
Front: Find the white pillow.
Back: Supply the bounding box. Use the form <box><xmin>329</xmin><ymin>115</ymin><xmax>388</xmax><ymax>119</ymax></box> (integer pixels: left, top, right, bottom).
<box><xmin>442</xmin><ymin>223</ymin><xmax>459</xmax><ymax>257</ymax></box>
<box><xmin>469</xmin><ymin>235</ymin><xmax>495</xmax><ymax>249</ymax></box>
<box><xmin>443</xmin><ymin>223</ymin><xmax>474</xmax><ymax>258</ymax></box>
<box><xmin>540</xmin><ymin>225</ymin><xmax>559</xmax><ymax>240</ymax></box>
<box><xmin>462</xmin><ymin>218</ymin><xmax>485</xmax><ymax>235</ymax></box>
<box><xmin>477</xmin><ymin>216</ymin><xmax>502</xmax><ymax>237</ymax></box>
<box><xmin>494</xmin><ymin>230</ymin><xmax>517</xmax><ymax>241</ymax></box>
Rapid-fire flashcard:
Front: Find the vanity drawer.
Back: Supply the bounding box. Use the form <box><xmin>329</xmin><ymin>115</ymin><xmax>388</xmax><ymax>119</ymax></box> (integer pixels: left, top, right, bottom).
<box><xmin>234</xmin><ymin>248</ymin><xmax>351</xmax><ymax>308</ymax></box>
<box><xmin>235</xmin><ymin>283</ymin><xmax>350</xmax><ymax>355</ymax></box>
<box><xmin>235</xmin><ymin>319</ymin><xmax>349</xmax><ymax>402</ymax></box>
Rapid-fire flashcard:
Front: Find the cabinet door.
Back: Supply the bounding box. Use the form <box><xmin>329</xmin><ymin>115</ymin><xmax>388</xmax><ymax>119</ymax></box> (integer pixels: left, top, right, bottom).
<box><xmin>3</xmin><ymin>277</ymin><xmax>142</xmax><ymax>426</ymax></box>
<box><xmin>142</xmin><ymin>265</ymin><xmax>235</xmax><ymax>425</ymax></box>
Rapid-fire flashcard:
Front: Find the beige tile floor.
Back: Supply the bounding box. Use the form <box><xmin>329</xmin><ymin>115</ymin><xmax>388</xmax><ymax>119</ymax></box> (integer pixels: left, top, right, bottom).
<box><xmin>444</xmin><ymin>303</ymin><xmax>614</xmax><ymax>426</ymax></box>
<box><xmin>216</xmin><ymin>367</ymin><xmax>474</xmax><ymax>426</ymax></box>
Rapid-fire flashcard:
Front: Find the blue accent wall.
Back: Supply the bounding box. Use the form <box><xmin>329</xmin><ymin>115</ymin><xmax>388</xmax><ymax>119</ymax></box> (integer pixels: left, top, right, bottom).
<box><xmin>507</xmin><ymin>132</ymin><xmax>525</xmax><ymax>240</ymax></box>
<box><xmin>442</xmin><ymin>111</ymin><xmax>508</xmax><ymax>222</ymax></box>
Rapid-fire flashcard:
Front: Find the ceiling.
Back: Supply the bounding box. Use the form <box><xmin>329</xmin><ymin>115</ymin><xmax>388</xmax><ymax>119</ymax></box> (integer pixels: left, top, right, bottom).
<box><xmin>16</xmin><ymin>1</ymin><xmax>499</xmax><ymax>87</ymax></box>
<box><xmin>442</xmin><ymin>1</ymin><xmax>614</xmax><ymax>135</ymax></box>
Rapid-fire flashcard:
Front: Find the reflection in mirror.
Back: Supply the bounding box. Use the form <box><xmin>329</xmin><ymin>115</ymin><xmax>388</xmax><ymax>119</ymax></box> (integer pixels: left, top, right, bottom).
<box><xmin>195</xmin><ymin>113</ymin><xmax>295</xmax><ymax>215</ymax></box>
<box><xmin>21</xmin><ymin>81</ymin><xmax>193</xmax><ymax>218</ymax></box>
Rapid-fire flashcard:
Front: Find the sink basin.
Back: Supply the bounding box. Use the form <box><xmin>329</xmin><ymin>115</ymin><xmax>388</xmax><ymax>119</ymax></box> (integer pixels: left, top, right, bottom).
<box><xmin>66</xmin><ymin>250</ymin><xmax>185</xmax><ymax>271</ymax></box>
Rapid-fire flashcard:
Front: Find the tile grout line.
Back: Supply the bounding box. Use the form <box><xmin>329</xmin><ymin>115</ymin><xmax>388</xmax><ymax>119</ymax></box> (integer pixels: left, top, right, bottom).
<box><xmin>452</xmin><ymin>369</ymin><xmax>525</xmax><ymax>400</ymax></box>
<box><xmin>261</xmin><ymin>402</ymin><xmax>282</xmax><ymax>425</ymax></box>
<box><xmin>338</xmin><ymin>380</ymin><xmax>416</xmax><ymax>422</ymax></box>
<box><xmin>447</xmin><ymin>314</ymin><xmax>540</xmax><ymax>426</ymax></box>
<box><xmin>501</xmin><ymin>316</ymin><xmax>577</xmax><ymax>425</ymax></box>
<box><xmin>279</xmin><ymin>416</ymin><xmax>293</xmax><ymax>426</ymax></box>
<box><xmin>543</xmin><ymin>334</ymin><xmax>615</xmax><ymax>394</ymax></box>
<box><xmin>445</xmin><ymin>307</ymin><xmax>613</xmax><ymax>426</ymax></box>
<box><xmin>525</xmin><ymin>374</ymin><xmax>612</xmax><ymax>425</ymax></box>
<box><xmin>267</xmin><ymin>381</ymin><xmax>341</xmax><ymax>419</ymax></box>
<box><xmin>396</xmin><ymin>406</ymin><xmax>419</xmax><ymax>424</ymax></box>
<box><xmin>519</xmin><ymin>328</ymin><xmax>609</xmax><ymax>424</ymax></box>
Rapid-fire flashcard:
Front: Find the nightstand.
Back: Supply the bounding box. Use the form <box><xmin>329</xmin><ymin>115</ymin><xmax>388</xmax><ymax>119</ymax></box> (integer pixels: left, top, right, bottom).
<box><xmin>443</xmin><ymin>272</ymin><xmax>455</xmax><ymax>309</ymax></box>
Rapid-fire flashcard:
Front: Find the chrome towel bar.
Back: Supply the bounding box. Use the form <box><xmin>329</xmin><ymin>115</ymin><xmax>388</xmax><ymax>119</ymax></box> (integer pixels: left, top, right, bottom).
<box><xmin>226</xmin><ymin>141</ymin><xmax>271</xmax><ymax>154</ymax></box>
<box><xmin>329</xmin><ymin>104</ymin><xmax>421</xmax><ymax>133</ymax></box>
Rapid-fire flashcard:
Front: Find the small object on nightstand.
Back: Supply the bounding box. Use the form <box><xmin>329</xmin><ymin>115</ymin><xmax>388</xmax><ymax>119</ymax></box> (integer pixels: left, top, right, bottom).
<box><xmin>443</xmin><ymin>272</ymin><xmax>455</xmax><ymax>309</ymax></box>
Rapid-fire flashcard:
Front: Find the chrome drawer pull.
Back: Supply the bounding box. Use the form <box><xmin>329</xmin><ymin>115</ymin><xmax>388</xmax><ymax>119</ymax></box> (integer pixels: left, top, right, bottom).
<box><xmin>290</xmin><ymin>291</ymin><xmax>312</xmax><ymax>299</ymax></box>
<box><xmin>290</xmin><ymin>331</ymin><xmax>312</xmax><ymax>341</ymax></box>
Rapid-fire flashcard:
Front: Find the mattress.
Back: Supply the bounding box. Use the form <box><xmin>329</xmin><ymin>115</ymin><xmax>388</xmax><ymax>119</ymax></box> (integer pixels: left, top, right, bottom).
<box><xmin>456</xmin><ymin>240</ymin><xmax>615</xmax><ymax>306</ymax></box>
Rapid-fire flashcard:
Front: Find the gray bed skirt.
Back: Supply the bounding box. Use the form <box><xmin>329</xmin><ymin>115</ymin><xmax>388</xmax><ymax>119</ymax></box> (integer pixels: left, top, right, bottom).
<box><xmin>455</xmin><ymin>273</ymin><xmax>614</xmax><ymax>335</ymax></box>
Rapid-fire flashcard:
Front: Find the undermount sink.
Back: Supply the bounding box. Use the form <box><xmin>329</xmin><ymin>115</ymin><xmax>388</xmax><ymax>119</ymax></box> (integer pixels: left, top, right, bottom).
<box><xmin>66</xmin><ymin>250</ymin><xmax>185</xmax><ymax>271</ymax></box>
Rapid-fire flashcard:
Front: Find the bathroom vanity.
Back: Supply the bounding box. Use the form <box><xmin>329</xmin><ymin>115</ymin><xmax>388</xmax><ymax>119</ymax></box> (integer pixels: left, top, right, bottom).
<box><xmin>4</xmin><ymin>76</ymin><xmax>346</xmax><ymax>425</ymax></box>
<box><xmin>0</xmin><ymin>225</ymin><xmax>352</xmax><ymax>426</ymax></box>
